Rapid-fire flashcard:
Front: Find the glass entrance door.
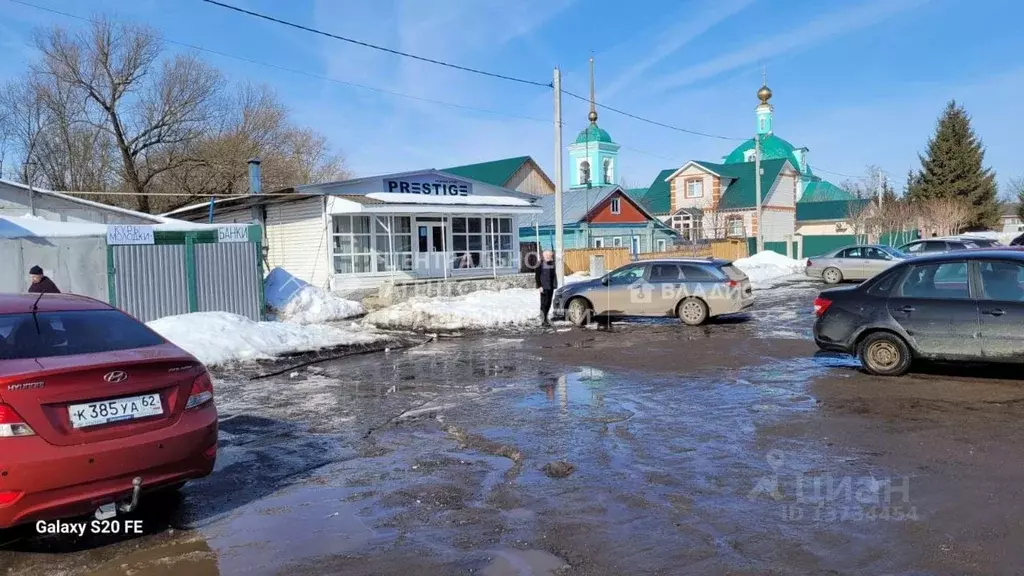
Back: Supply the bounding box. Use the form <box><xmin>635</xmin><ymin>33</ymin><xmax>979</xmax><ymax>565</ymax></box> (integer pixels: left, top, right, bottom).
<box><xmin>417</xmin><ymin>223</ymin><xmax>446</xmax><ymax>277</ymax></box>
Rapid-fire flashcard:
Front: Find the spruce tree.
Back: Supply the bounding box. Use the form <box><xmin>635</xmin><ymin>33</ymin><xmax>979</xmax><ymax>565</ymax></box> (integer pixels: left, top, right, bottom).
<box><xmin>909</xmin><ymin>100</ymin><xmax>999</xmax><ymax>229</ymax></box>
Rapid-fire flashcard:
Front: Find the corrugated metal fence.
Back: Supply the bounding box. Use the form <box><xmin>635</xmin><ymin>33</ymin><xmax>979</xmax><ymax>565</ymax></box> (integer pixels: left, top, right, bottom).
<box><xmin>195</xmin><ymin>242</ymin><xmax>261</xmax><ymax>319</ymax></box>
<box><xmin>112</xmin><ymin>245</ymin><xmax>189</xmax><ymax>322</ymax></box>
<box><xmin>108</xmin><ymin>225</ymin><xmax>263</xmax><ymax>323</ymax></box>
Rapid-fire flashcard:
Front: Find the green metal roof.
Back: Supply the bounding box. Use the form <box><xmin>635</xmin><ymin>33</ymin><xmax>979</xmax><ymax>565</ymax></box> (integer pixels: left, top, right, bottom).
<box><xmin>796</xmin><ymin>199</ymin><xmax>871</xmax><ymax>222</ymax></box>
<box><xmin>441</xmin><ymin>156</ymin><xmax>530</xmax><ymax>186</ymax></box>
<box><xmin>574</xmin><ymin>123</ymin><xmax>613</xmax><ymax>144</ymax></box>
<box><xmin>723</xmin><ymin>134</ymin><xmax>806</xmax><ymax>175</ymax></box>
<box><xmin>634</xmin><ymin>169</ymin><xmax>676</xmax><ymax>215</ymax></box>
<box><xmin>799</xmin><ymin>179</ymin><xmax>854</xmax><ymax>202</ymax></box>
<box><xmin>711</xmin><ymin>158</ymin><xmax>791</xmax><ymax>210</ymax></box>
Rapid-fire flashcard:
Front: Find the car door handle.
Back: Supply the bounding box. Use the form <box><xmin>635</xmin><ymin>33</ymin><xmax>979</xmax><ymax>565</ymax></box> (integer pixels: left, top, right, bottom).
<box><xmin>981</xmin><ymin>308</ymin><xmax>1006</xmax><ymax>317</ymax></box>
<box><xmin>896</xmin><ymin>306</ymin><xmax>915</xmax><ymax>313</ymax></box>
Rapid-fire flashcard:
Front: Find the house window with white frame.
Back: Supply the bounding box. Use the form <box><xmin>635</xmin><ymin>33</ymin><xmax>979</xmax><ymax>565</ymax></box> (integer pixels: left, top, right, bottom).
<box><xmin>726</xmin><ymin>215</ymin><xmax>745</xmax><ymax>238</ymax></box>
<box><xmin>612</xmin><ymin>237</ymin><xmax>622</xmax><ymax>247</ymax></box>
<box><xmin>593</xmin><ymin>237</ymin><xmax>605</xmax><ymax>248</ymax></box>
<box><xmin>656</xmin><ymin>238</ymin><xmax>667</xmax><ymax>252</ymax></box>
<box><xmin>685</xmin><ymin>179</ymin><xmax>703</xmax><ymax>199</ymax></box>
<box><xmin>610</xmin><ymin>197</ymin><xmax>621</xmax><ymax>215</ymax></box>
<box><xmin>333</xmin><ymin>215</ymin><xmax>414</xmax><ymax>274</ymax></box>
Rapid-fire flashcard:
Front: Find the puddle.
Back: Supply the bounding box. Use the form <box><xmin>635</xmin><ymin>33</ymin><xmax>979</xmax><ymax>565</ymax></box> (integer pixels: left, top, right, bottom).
<box><xmin>200</xmin><ymin>486</ymin><xmax>397</xmax><ymax>573</ymax></box>
<box><xmin>482</xmin><ymin>549</ymin><xmax>569</xmax><ymax>576</ymax></box>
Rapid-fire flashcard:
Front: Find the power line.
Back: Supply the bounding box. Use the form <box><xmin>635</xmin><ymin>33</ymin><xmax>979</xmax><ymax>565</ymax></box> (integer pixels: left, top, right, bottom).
<box><xmin>200</xmin><ymin>0</ymin><xmax>553</xmax><ymax>89</ymax></box>
<box><xmin>8</xmin><ymin>0</ymin><xmax>552</xmax><ymax>125</ymax></box>
<box><xmin>561</xmin><ymin>89</ymin><xmax>744</xmax><ymax>141</ymax></box>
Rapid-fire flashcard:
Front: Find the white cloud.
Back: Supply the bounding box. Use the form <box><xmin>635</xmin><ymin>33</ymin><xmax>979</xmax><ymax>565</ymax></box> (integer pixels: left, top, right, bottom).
<box><xmin>647</xmin><ymin>0</ymin><xmax>935</xmax><ymax>95</ymax></box>
<box><xmin>602</xmin><ymin>0</ymin><xmax>756</xmax><ymax>101</ymax></box>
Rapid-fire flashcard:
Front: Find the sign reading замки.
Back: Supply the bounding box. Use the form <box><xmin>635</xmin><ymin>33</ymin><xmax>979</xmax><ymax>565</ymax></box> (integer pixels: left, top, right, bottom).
<box><xmin>106</xmin><ymin>225</ymin><xmax>154</xmax><ymax>246</ymax></box>
<box><xmin>384</xmin><ymin>175</ymin><xmax>472</xmax><ymax>197</ymax></box>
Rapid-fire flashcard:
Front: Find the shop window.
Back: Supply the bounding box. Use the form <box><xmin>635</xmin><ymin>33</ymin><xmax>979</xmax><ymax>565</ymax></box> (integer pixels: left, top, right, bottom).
<box><xmin>332</xmin><ymin>215</ymin><xmax>412</xmax><ymax>274</ymax></box>
<box><xmin>451</xmin><ymin>217</ymin><xmax>515</xmax><ymax>270</ymax></box>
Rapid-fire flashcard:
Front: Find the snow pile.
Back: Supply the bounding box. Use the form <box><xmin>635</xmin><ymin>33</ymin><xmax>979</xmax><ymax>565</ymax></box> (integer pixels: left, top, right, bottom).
<box><xmin>732</xmin><ymin>251</ymin><xmax>807</xmax><ymax>289</ymax></box>
<box><xmin>276</xmin><ymin>285</ymin><xmax>364</xmax><ymax>325</ymax></box>
<box><xmin>148</xmin><ymin>311</ymin><xmax>384</xmax><ymax>366</ymax></box>
<box><xmin>364</xmin><ymin>288</ymin><xmax>540</xmax><ymax>331</ymax></box>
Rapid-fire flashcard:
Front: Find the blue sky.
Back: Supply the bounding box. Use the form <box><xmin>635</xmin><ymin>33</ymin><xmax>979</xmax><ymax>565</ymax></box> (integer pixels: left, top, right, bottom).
<box><xmin>1</xmin><ymin>0</ymin><xmax>1021</xmax><ymax>193</ymax></box>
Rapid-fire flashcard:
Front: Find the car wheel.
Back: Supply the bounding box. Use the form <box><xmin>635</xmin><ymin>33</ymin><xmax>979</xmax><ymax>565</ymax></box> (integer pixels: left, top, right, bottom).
<box><xmin>566</xmin><ymin>297</ymin><xmax>592</xmax><ymax>327</ymax></box>
<box><xmin>858</xmin><ymin>332</ymin><xmax>912</xmax><ymax>376</ymax></box>
<box><xmin>822</xmin><ymin>267</ymin><xmax>843</xmax><ymax>285</ymax></box>
<box><xmin>677</xmin><ymin>297</ymin><xmax>708</xmax><ymax>326</ymax></box>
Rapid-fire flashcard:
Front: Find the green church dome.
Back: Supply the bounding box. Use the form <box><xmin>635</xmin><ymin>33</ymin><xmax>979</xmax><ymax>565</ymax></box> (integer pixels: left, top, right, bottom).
<box><xmin>724</xmin><ymin>133</ymin><xmax>800</xmax><ymax>166</ymax></box>
<box><xmin>575</xmin><ymin>123</ymin><xmax>613</xmax><ymax>144</ymax></box>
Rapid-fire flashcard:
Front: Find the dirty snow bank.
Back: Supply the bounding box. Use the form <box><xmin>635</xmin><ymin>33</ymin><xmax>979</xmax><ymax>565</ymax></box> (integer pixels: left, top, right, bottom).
<box><xmin>148</xmin><ymin>311</ymin><xmax>385</xmax><ymax>366</ymax></box>
<box><xmin>276</xmin><ymin>285</ymin><xmax>363</xmax><ymax>325</ymax></box>
<box><xmin>364</xmin><ymin>289</ymin><xmax>539</xmax><ymax>331</ymax></box>
<box><xmin>564</xmin><ymin>272</ymin><xmax>592</xmax><ymax>285</ymax></box>
<box><xmin>732</xmin><ymin>251</ymin><xmax>807</xmax><ymax>289</ymax></box>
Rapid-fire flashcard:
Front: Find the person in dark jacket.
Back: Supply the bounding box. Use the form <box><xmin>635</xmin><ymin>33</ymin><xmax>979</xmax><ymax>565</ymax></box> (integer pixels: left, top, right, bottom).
<box><xmin>535</xmin><ymin>250</ymin><xmax>558</xmax><ymax>327</ymax></box>
<box><xmin>27</xmin><ymin>265</ymin><xmax>61</xmax><ymax>294</ymax></box>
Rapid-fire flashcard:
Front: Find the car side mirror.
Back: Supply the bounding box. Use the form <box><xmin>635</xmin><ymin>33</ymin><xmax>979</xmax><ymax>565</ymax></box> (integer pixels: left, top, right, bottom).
<box><xmin>601</xmin><ymin>276</ymin><xmax>609</xmax><ymax>286</ymax></box>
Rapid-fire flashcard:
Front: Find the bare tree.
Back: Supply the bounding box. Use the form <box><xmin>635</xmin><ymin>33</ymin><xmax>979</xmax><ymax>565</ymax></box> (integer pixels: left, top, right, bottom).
<box><xmin>0</xmin><ymin>77</ymin><xmax>50</xmax><ymax>184</ymax></box>
<box><xmin>845</xmin><ymin>199</ymin><xmax>872</xmax><ymax>243</ymax></box>
<box><xmin>871</xmin><ymin>198</ymin><xmax>917</xmax><ymax>246</ymax></box>
<box><xmin>34</xmin><ymin>19</ymin><xmax>222</xmax><ymax>212</ymax></box>
<box><xmin>915</xmin><ymin>197</ymin><xmax>971</xmax><ymax>237</ymax></box>
<box><xmin>1009</xmin><ymin>177</ymin><xmax>1024</xmax><ymax>220</ymax></box>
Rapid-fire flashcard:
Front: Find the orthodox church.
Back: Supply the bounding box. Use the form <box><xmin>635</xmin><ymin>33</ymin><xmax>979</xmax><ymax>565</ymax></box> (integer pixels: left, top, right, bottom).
<box><xmin>517</xmin><ymin>58</ymin><xmax>681</xmax><ymax>252</ymax></box>
<box><xmin>634</xmin><ymin>81</ymin><xmax>859</xmax><ymax>245</ymax></box>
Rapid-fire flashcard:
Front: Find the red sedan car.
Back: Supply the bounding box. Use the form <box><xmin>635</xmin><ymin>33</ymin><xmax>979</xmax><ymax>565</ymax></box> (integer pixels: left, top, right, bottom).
<box><xmin>0</xmin><ymin>293</ymin><xmax>217</xmax><ymax>530</ymax></box>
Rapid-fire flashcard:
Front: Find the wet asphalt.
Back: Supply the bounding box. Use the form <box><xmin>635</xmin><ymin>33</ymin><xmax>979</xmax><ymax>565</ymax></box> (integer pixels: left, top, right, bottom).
<box><xmin>4</xmin><ymin>279</ymin><xmax>1024</xmax><ymax>575</ymax></box>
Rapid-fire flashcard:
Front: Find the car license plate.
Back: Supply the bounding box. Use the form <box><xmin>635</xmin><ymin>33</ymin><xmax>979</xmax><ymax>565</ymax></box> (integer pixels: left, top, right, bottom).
<box><xmin>68</xmin><ymin>394</ymin><xmax>163</xmax><ymax>429</ymax></box>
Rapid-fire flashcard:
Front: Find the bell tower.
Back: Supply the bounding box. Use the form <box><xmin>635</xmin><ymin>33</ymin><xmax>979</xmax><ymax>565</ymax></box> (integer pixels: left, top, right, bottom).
<box><xmin>568</xmin><ymin>57</ymin><xmax>620</xmax><ymax>188</ymax></box>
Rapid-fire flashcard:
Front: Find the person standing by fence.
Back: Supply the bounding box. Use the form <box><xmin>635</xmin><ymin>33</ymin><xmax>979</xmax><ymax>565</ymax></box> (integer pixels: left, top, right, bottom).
<box><xmin>27</xmin><ymin>265</ymin><xmax>61</xmax><ymax>294</ymax></box>
<box><xmin>535</xmin><ymin>250</ymin><xmax>558</xmax><ymax>327</ymax></box>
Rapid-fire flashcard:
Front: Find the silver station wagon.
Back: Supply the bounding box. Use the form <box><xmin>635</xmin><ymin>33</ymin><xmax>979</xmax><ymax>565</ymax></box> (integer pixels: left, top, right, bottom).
<box><xmin>551</xmin><ymin>258</ymin><xmax>755</xmax><ymax>326</ymax></box>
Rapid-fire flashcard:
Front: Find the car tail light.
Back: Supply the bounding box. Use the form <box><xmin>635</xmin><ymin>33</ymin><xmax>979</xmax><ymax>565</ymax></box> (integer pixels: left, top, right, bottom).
<box><xmin>186</xmin><ymin>371</ymin><xmax>214</xmax><ymax>410</ymax></box>
<box><xmin>726</xmin><ymin>280</ymin><xmax>738</xmax><ymax>288</ymax></box>
<box><xmin>813</xmin><ymin>296</ymin><xmax>832</xmax><ymax>317</ymax></box>
<box><xmin>0</xmin><ymin>404</ymin><xmax>35</xmax><ymax>437</ymax></box>
<box><xmin>0</xmin><ymin>491</ymin><xmax>23</xmax><ymax>507</ymax></box>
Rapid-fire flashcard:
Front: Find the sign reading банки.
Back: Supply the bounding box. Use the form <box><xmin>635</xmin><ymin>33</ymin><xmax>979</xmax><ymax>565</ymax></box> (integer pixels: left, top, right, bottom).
<box><xmin>383</xmin><ymin>175</ymin><xmax>472</xmax><ymax>196</ymax></box>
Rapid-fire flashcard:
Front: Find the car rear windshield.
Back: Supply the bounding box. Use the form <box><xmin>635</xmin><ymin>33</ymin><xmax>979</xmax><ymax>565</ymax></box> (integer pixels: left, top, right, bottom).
<box><xmin>0</xmin><ymin>309</ymin><xmax>164</xmax><ymax>361</ymax></box>
<box><xmin>720</xmin><ymin>265</ymin><xmax>747</xmax><ymax>281</ymax></box>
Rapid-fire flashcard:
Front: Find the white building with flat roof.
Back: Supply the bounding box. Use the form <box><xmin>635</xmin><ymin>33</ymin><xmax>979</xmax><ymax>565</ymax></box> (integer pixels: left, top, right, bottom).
<box><xmin>165</xmin><ymin>169</ymin><xmax>543</xmax><ymax>292</ymax></box>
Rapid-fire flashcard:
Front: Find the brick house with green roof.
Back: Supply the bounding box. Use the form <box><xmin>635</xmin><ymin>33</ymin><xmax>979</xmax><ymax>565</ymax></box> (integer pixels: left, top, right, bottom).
<box><xmin>635</xmin><ymin>82</ymin><xmax>862</xmax><ymax>248</ymax></box>
<box><xmin>443</xmin><ymin>156</ymin><xmax>554</xmax><ymax>196</ymax></box>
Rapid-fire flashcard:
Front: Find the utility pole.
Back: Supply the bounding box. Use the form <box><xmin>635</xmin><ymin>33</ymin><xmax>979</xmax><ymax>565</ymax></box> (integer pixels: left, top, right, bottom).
<box><xmin>754</xmin><ymin>135</ymin><xmax>763</xmax><ymax>253</ymax></box>
<box><xmin>553</xmin><ymin>67</ymin><xmax>565</xmax><ymax>287</ymax></box>
<box><xmin>878</xmin><ymin>171</ymin><xmax>885</xmax><ymax>208</ymax></box>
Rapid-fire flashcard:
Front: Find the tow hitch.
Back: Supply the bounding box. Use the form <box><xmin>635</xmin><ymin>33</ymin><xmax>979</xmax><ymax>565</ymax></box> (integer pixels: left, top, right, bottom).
<box><xmin>94</xmin><ymin>477</ymin><xmax>142</xmax><ymax>520</ymax></box>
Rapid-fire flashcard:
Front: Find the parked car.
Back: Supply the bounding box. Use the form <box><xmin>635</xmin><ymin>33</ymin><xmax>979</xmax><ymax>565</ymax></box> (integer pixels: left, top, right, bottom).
<box><xmin>0</xmin><ymin>293</ymin><xmax>217</xmax><ymax>531</ymax></box>
<box><xmin>812</xmin><ymin>250</ymin><xmax>1024</xmax><ymax>376</ymax></box>
<box><xmin>551</xmin><ymin>258</ymin><xmax>754</xmax><ymax>326</ymax></box>
<box><xmin>805</xmin><ymin>245</ymin><xmax>909</xmax><ymax>284</ymax></box>
<box><xmin>1010</xmin><ymin>233</ymin><xmax>1024</xmax><ymax>247</ymax></box>
<box><xmin>898</xmin><ymin>238</ymin><xmax>980</xmax><ymax>254</ymax></box>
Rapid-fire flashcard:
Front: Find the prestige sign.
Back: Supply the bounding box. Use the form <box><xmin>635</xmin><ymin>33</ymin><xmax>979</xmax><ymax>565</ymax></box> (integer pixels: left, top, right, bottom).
<box><xmin>384</xmin><ymin>176</ymin><xmax>471</xmax><ymax>196</ymax></box>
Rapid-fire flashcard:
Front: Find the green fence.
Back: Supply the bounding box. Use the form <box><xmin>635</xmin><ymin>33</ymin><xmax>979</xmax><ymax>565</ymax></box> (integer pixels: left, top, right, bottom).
<box><xmin>745</xmin><ymin>238</ymin><xmax>797</xmax><ymax>258</ymax></box>
<box><xmin>800</xmin><ymin>235</ymin><xmax>857</xmax><ymax>258</ymax></box>
<box><xmin>106</xmin><ymin>224</ymin><xmax>264</xmax><ymax>322</ymax></box>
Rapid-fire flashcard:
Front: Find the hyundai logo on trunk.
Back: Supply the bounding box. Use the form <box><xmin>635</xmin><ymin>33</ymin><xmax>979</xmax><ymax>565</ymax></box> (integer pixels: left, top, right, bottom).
<box><xmin>103</xmin><ymin>371</ymin><xmax>128</xmax><ymax>383</ymax></box>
